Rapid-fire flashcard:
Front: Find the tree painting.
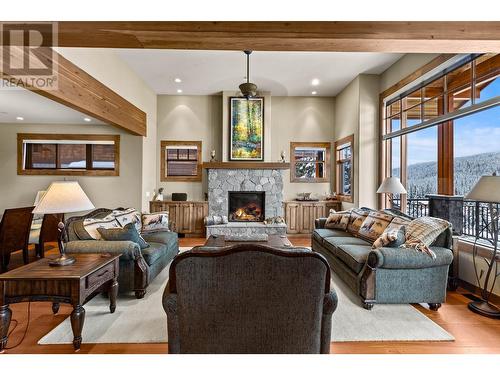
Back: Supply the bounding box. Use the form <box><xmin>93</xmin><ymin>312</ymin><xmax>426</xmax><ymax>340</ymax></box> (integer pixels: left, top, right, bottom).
<box><xmin>230</xmin><ymin>97</ymin><xmax>264</xmax><ymax>160</ymax></box>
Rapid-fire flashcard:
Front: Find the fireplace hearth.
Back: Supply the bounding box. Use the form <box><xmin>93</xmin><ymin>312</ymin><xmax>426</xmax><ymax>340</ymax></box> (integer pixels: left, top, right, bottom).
<box><xmin>228</xmin><ymin>191</ymin><xmax>265</xmax><ymax>222</ymax></box>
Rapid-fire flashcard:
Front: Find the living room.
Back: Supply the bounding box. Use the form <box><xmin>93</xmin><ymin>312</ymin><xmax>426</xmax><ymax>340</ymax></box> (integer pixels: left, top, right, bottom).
<box><xmin>1</xmin><ymin>2</ymin><xmax>499</xmax><ymax>373</ymax></box>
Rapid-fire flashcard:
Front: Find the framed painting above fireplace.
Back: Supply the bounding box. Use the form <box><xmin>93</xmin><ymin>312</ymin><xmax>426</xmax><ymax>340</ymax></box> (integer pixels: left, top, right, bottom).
<box><xmin>229</xmin><ymin>97</ymin><xmax>264</xmax><ymax>161</ymax></box>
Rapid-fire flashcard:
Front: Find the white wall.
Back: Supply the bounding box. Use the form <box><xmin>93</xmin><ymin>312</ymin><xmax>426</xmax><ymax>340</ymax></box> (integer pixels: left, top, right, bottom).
<box><xmin>0</xmin><ymin>123</ymin><xmax>142</xmax><ymax>213</ymax></box>
<box><xmin>57</xmin><ymin>48</ymin><xmax>158</xmax><ymax>212</ymax></box>
<box><xmin>156</xmin><ymin>94</ymin><xmax>335</xmax><ymax>201</ymax></box>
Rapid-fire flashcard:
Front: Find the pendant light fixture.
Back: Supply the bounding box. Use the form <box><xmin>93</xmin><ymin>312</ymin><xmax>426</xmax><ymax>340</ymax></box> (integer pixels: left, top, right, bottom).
<box><xmin>239</xmin><ymin>50</ymin><xmax>257</xmax><ymax>98</ymax></box>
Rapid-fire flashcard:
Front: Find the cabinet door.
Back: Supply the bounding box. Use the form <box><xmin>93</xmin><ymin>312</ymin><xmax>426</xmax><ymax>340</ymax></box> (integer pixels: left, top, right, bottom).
<box><xmin>166</xmin><ymin>203</ymin><xmax>179</xmax><ymax>233</ymax></box>
<box><xmin>314</xmin><ymin>203</ymin><xmax>326</xmax><ymax>220</ymax></box>
<box><xmin>178</xmin><ymin>204</ymin><xmax>193</xmax><ymax>233</ymax></box>
<box><xmin>300</xmin><ymin>203</ymin><xmax>315</xmax><ymax>233</ymax></box>
<box><xmin>193</xmin><ymin>203</ymin><xmax>208</xmax><ymax>235</ymax></box>
<box><xmin>285</xmin><ymin>203</ymin><xmax>300</xmax><ymax>234</ymax></box>
<box><xmin>325</xmin><ymin>201</ymin><xmax>342</xmax><ymax>213</ymax></box>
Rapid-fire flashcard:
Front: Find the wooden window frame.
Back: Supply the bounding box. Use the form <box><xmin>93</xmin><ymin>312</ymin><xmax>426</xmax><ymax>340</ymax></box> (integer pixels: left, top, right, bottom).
<box><xmin>334</xmin><ymin>135</ymin><xmax>354</xmax><ymax>203</ymax></box>
<box><xmin>160</xmin><ymin>140</ymin><xmax>202</xmax><ymax>182</ymax></box>
<box><xmin>17</xmin><ymin>133</ymin><xmax>120</xmax><ymax>176</ymax></box>
<box><xmin>379</xmin><ymin>53</ymin><xmax>499</xmax><ymax>209</ymax></box>
<box><xmin>290</xmin><ymin>142</ymin><xmax>331</xmax><ymax>183</ymax></box>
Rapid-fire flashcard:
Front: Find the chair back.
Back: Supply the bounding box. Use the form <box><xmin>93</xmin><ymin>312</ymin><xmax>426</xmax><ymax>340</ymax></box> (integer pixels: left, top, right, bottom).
<box><xmin>165</xmin><ymin>244</ymin><xmax>333</xmax><ymax>354</ymax></box>
<box><xmin>39</xmin><ymin>213</ymin><xmax>64</xmax><ymax>248</ymax></box>
<box><xmin>0</xmin><ymin>206</ymin><xmax>34</xmax><ymax>256</ymax></box>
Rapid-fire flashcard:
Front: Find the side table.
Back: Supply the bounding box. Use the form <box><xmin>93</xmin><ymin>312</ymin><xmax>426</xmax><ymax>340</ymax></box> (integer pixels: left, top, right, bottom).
<box><xmin>0</xmin><ymin>253</ymin><xmax>120</xmax><ymax>352</ymax></box>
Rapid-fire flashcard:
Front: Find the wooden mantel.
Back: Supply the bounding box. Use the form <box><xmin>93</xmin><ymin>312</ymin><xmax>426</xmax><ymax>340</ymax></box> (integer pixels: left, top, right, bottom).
<box><xmin>203</xmin><ymin>162</ymin><xmax>290</xmax><ymax>170</ymax></box>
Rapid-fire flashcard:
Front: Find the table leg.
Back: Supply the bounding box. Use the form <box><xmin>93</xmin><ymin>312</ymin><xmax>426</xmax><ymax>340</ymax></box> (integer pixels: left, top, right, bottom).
<box><xmin>0</xmin><ymin>305</ymin><xmax>12</xmax><ymax>353</ymax></box>
<box><xmin>70</xmin><ymin>304</ymin><xmax>85</xmax><ymax>351</ymax></box>
<box><xmin>52</xmin><ymin>302</ymin><xmax>60</xmax><ymax>314</ymax></box>
<box><xmin>109</xmin><ymin>280</ymin><xmax>118</xmax><ymax>314</ymax></box>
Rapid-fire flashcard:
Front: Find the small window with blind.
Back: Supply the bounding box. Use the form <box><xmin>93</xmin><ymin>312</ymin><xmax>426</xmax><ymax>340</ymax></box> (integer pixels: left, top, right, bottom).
<box><xmin>17</xmin><ymin>134</ymin><xmax>119</xmax><ymax>176</ymax></box>
<box><xmin>161</xmin><ymin>141</ymin><xmax>202</xmax><ymax>182</ymax></box>
<box><xmin>290</xmin><ymin>142</ymin><xmax>331</xmax><ymax>183</ymax></box>
<box><xmin>335</xmin><ymin>135</ymin><xmax>354</xmax><ymax>202</ymax></box>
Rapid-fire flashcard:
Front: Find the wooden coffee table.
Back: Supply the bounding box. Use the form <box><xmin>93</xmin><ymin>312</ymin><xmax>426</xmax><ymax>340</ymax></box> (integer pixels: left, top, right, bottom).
<box><xmin>0</xmin><ymin>253</ymin><xmax>120</xmax><ymax>352</ymax></box>
<box><xmin>204</xmin><ymin>234</ymin><xmax>293</xmax><ymax>248</ymax></box>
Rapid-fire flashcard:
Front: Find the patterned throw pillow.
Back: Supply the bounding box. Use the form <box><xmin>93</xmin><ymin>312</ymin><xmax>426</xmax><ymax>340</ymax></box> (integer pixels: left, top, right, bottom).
<box><xmin>83</xmin><ymin>214</ymin><xmax>120</xmax><ymax>240</ymax></box>
<box><xmin>346</xmin><ymin>208</ymin><xmax>370</xmax><ymax>236</ymax></box>
<box><xmin>402</xmin><ymin>216</ymin><xmax>451</xmax><ymax>258</ymax></box>
<box><xmin>97</xmin><ymin>223</ymin><xmax>149</xmax><ymax>250</ymax></box>
<box><xmin>325</xmin><ymin>209</ymin><xmax>351</xmax><ymax>230</ymax></box>
<box><xmin>112</xmin><ymin>208</ymin><xmax>142</xmax><ymax>232</ymax></box>
<box><xmin>385</xmin><ymin>216</ymin><xmax>412</xmax><ymax>232</ymax></box>
<box><xmin>142</xmin><ymin>212</ymin><xmax>169</xmax><ymax>233</ymax></box>
<box><xmin>358</xmin><ymin>211</ymin><xmax>394</xmax><ymax>243</ymax></box>
<box><xmin>372</xmin><ymin>226</ymin><xmax>406</xmax><ymax>249</ymax></box>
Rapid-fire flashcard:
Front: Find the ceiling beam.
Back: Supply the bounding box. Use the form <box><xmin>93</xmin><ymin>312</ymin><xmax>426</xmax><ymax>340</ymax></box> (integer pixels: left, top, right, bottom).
<box><xmin>1</xmin><ymin>46</ymin><xmax>146</xmax><ymax>136</ymax></box>
<box><xmin>52</xmin><ymin>21</ymin><xmax>500</xmax><ymax>53</ymax></box>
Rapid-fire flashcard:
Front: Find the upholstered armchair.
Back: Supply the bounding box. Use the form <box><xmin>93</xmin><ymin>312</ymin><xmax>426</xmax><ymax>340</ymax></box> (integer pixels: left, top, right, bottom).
<box><xmin>163</xmin><ymin>244</ymin><xmax>338</xmax><ymax>354</ymax></box>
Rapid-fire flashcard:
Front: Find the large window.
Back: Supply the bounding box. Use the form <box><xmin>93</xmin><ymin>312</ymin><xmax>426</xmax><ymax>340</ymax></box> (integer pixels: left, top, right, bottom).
<box><xmin>382</xmin><ymin>53</ymin><xmax>499</xmax><ymax>213</ymax></box>
<box><xmin>334</xmin><ymin>135</ymin><xmax>354</xmax><ymax>203</ymax></box>
<box><xmin>160</xmin><ymin>141</ymin><xmax>202</xmax><ymax>182</ymax></box>
<box><xmin>18</xmin><ymin>134</ymin><xmax>119</xmax><ymax>176</ymax></box>
<box><xmin>290</xmin><ymin>142</ymin><xmax>331</xmax><ymax>183</ymax></box>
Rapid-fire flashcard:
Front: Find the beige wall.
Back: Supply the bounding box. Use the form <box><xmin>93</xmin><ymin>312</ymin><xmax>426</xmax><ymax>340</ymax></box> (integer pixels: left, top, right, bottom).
<box><xmin>358</xmin><ymin>75</ymin><xmax>380</xmax><ymax>209</ymax></box>
<box><xmin>334</xmin><ymin>77</ymin><xmax>360</xmax><ymax>209</ymax></box>
<box><xmin>272</xmin><ymin>96</ymin><xmax>335</xmax><ymax>200</ymax></box>
<box><xmin>333</xmin><ymin>74</ymin><xmax>380</xmax><ymax>209</ymax></box>
<box><xmin>156</xmin><ymin>95</ymin><xmax>335</xmax><ymax>201</ymax></box>
<box><xmin>157</xmin><ymin>95</ymin><xmax>222</xmax><ymax>200</ymax></box>
<box><xmin>379</xmin><ymin>54</ymin><xmax>440</xmax><ymax>93</ymax></box>
<box><xmin>0</xmin><ymin>123</ymin><xmax>142</xmax><ymax>213</ymax></box>
<box><xmin>57</xmin><ymin>48</ymin><xmax>158</xmax><ymax>212</ymax></box>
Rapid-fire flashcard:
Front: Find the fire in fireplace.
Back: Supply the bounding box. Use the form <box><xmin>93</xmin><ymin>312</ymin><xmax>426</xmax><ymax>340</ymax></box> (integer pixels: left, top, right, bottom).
<box><xmin>228</xmin><ymin>191</ymin><xmax>265</xmax><ymax>222</ymax></box>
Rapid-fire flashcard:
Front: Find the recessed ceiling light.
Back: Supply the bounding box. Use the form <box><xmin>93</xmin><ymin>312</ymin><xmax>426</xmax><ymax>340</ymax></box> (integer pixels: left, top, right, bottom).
<box><xmin>177</xmin><ymin>89</ymin><xmax>183</xmax><ymax>93</ymax></box>
<box><xmin>83</xmin><ymin>117</ymin><xmax>92</xmax><ymax>122</ymax></box>
<box><xmin>311</xmin><ymin>78</ymin><xmax>320</xmax><ymax>86</ymax></box>
<box><xmin>174</xmin><ymin>78</ymin><xmax>182</xmax><ymax>83</ymax></box>
<box><xmin>16</xmin><ymin>116</ymin><xmax>24</xmax><ymax>121</ymax></box>
<box><xmin>311</xmin><ymin>91</ymin><xmax>317</xmax><ymax>95</ymax></box>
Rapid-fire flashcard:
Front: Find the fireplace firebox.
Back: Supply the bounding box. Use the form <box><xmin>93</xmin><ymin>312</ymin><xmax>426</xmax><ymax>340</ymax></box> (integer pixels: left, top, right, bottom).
<box><xmin>228</xmin><ymin>191</ymin><xmax>265</xmax><ymax>222</ymax></box>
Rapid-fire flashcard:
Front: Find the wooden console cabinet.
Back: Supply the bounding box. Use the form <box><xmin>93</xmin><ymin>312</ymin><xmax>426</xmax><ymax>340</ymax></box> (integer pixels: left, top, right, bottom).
<box><xmin>283</xmin><ymin>200</ymin><xmax>341</xmax><ymax>234</ymax></box>
<box><xmin>149</xmin><ymin>201</ymin><xmax>208</xmax><ymax>236</ymax></box>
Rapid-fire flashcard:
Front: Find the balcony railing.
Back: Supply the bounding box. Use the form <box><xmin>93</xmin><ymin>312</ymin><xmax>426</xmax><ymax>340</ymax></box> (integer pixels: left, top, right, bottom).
<box><xmin>392</xmin><ymin>197</ymin><xmax>499</xmax><ymax>245</ymax></box>
<box><xmin>392</xmin><ymin>198</ymin><xmax>429</xmax><ymax>218</ymax></box>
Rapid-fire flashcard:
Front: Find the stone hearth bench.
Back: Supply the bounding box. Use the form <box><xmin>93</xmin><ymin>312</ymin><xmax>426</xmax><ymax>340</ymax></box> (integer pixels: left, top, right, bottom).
<box><xmin>206</xmin><ymin>222</ymin><xmax>287</xmax><ymax>238</ymax></box>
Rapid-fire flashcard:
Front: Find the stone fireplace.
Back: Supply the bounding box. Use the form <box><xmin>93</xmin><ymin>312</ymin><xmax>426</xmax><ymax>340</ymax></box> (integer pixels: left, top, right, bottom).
<box><xmin>204</xmin><ymin>163</ymin><xmax>288</xmax><ymax>238</ymax></box>
<box><xmin>228</xmin><ymin>191</ymin><xmax>265</xmax><ymax>222</ymax></box>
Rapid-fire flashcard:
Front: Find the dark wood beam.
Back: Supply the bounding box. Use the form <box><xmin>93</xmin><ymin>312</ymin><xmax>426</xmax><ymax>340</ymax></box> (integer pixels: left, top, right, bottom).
<box><xmin>1</xmin><ymin>46</ymin><xmax>146</xmax><ymax>136</ymax></box>
<box><xmin>50</xmin><ymin>21</ymin><xmax>500</xmax><ymax>53</ymax></box>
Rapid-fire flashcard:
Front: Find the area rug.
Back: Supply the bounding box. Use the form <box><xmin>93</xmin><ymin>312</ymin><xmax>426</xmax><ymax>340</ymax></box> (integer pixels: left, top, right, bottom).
<box><xmin>39</xmin><ymin>247</ymin><xmax>454</xmax><ymax>344</ymax></box>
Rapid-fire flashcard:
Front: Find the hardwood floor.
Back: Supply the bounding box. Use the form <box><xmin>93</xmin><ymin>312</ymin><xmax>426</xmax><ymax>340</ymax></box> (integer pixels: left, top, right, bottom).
<box><xmin>2</xmin><ymin>238</ymin><xmax>499</xmax><ymax>354</ymax></box>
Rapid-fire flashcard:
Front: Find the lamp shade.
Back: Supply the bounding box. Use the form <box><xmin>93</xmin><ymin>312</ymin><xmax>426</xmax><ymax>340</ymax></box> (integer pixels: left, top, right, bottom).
<box><xmin>32</xmin><ymin>181</ymin><xmax>95</xmax><ymax>214</ymax></box>
<box><xmin>377</xmin><ymin>177</ymin><xmax>407</xmax><ymax>194</ymax></box>
<box><xmin>465</xmin><ymin>175</ymin><xmax>500</xmax><ymax>203</ymax></box>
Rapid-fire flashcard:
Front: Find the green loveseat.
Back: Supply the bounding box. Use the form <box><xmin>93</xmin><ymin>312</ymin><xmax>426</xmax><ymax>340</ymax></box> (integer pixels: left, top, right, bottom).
<box><xmin>312</xmin><ymin>211</ymin><xmax>454</xmax><ymax>310</ymax></box>
<box><xmin>64</xmin><ymin>208</ymin><xmax>179</xmax><ymax>299</ymax></box>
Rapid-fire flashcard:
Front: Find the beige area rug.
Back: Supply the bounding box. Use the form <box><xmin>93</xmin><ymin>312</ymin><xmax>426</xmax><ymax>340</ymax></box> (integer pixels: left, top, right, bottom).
<box><xmin>39</xmin><ymin>247</ymin><xmax>454</xmax><ymax>344</ymax></box>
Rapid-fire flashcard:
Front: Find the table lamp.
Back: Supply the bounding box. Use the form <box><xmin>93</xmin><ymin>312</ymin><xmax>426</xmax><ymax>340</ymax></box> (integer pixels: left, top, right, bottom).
<box><xmin>465</xmin><ymin>173</ymin><xmax>500</xmax><ymax>319</ymax></box>
<box><xmin>33</xmin><ymin>181</ymin><xmax>95</xmax><ymax>266</ymax></box>
<box><xmin>377</xmin><ymin>176</ymin><xmax>407</xmax><ymax>210</ymax></box>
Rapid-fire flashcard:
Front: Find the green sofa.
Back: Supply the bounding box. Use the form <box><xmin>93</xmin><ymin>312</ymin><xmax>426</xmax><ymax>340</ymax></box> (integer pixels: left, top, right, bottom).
<box><xmin>64</xmin><ymin>208</ymin><xmax>179</xmax><ymax>299</ymax></box>
<box><xmin>312</xmin><ymin>211</ymin><xmax>454</xmax><ymax>310</ymax></box>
